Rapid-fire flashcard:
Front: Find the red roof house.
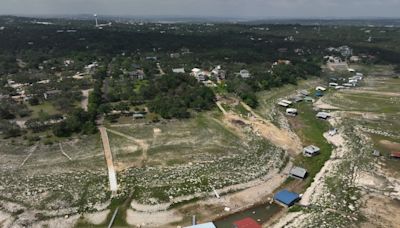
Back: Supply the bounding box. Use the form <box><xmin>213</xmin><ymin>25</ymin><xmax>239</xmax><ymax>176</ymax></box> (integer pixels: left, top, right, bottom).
<box><xmin>233</xmin><ymin>217</ymin><xmax>261</xmax><ymax>228</ymax></box>
<box><xmin>390</xmin><ymin>152</ymin><xmax>400</xmax><ymax>158</ymax></box>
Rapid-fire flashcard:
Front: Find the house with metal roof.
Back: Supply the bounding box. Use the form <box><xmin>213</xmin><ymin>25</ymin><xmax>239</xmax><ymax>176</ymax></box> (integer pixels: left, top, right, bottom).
<box><xmin>233</xmin><ymin>217</ymin><xmax>261</xmax><ymax>228</ymax></box>
<box><xmin>299</xmin><ymin>90</ymin><xmax>310</xmax><ymax>96</ymax></box>
<box><xmin>316</xmin><ymin>112</ymin><xmax>331</xmax><ymax>120</ymax></box>
<box><xmin>303</xmin><ymin>145</ymin><xmax>320</xmax><ymax>157</ymax></box>
<box><xmin>274</xmin><ymin>189</ymin><xmax>300</xmax><ymax>207</ymax></box>
<box><xmin>278</xmin><ymin>101</ymin><xmax>290</xmax><ymax>107</ymax></box>
<box><xmin>289</xmin><ymin>166</ymin><xmax>307</xmax><ymax>179</ymax></box>
<box><xmin>172</xmin><ymin>68</ymin><xmax>185</xmax><ymax>73</ymax></box>
<box><xmin>286</xmin><ymin>108</ymin><xmax>298</xmax><ymax>116</ymax></box>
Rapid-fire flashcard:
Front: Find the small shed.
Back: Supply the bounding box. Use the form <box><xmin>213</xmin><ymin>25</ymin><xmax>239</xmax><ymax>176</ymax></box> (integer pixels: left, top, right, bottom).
<box><xmin>315</xmin><ymin>91</ymin><xmax>324</xmax><ymax>97</ymax></box>
<box><xmin>274</xmin><ymin>189</ymin><xmax>300</xmax><ymax>207</ymax></box>
<box><xmin>132</xmin><ymin>113</ymin><xmax>145</xmax><ymax>119</ymax></box>
<box><xmin>328</xmin><ymin>128</ymin><xmax>338</xmax><ymax>136</ymax></box>
<box><xmin>304</xmin><ymin>96</ymin><xmax>314</xmax><ymax>102</ymax></box>
<box><xmin>299</xmin><ymin>90</ymin><xmax>310</xmax><ymax>96</ymax></box>
<box><xmin>329</xmin><ymin>82</ymin><xmax>338</xmax><ymax>87</ymax></box>
<box><xmin>278</xmin><ymin>101</ymin><xmax>290</xmax><ymax>107</ymax></box>
<box><xmin>289</xmin><ymin>166</ymin><xmax>307</xmax><ymax>179</ymax></box>
<box><xmin>316</xmin><ymin>112</ymin><xmax>331</xmax><ymax>120</ymax></box>
<box><xmin>172</xmin><ymin>68</ymin><xmax>185</xmax><ymax>73</ymax></box>
<box><xmin>184</xmin><ymin>222</ymin><xmax>216</xmax><ymax>228</ymax></box>
<box><xmin>280</xmin><ymin>99</ymin><xmax>292</xmax><ymax>105</ymax></box>
<box><xmin>372</xmin><ymin>150</ymin><xmax>381</xmax><ymax>157</ymax></box>
<box><xmin>293</xmin><ymin>96</ymin><xmax>303</xmax><ymax>103</ymax></box>
<box><xmin>233</xmin><ymin>217</ymin><xmax>261</xmax><ymax>228</ymax></box>
<box><xmin>303</xmin><ymin>145</ymin><xmax>320</xmax><ymax>157</ymax></box>
<box><xmin>286</xmin><ymin>108</ymin><xmax>298</xmax><ymax>116</ymax></box>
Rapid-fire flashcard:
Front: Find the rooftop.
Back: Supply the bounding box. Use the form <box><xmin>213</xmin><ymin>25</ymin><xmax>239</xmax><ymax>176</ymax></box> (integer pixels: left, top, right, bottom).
<box><xmin>184</xmin><ymin>222</ymin><xmax>216</xmax><ymax>228</ymax></box>
<box><xmin>290</xmin><ymin>166</ymin><xmax>307</xmax><ymax>179</ymax></box>
<box><xmin>233</xmin><ymin>217</ymin><xmax>261</xmax><ymax>228</ymax></box>
<box><xmin>274</xmin><ymin>189</ymin><xmax>300</xmax><ymax>206</ymax></box>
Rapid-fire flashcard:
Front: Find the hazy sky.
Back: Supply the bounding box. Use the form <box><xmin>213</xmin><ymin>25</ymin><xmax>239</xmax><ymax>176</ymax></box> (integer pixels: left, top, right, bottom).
<box><xmin>1</xmin><ymin>0</ymin><xmax>400</xmax><ymax>18</ymax></box>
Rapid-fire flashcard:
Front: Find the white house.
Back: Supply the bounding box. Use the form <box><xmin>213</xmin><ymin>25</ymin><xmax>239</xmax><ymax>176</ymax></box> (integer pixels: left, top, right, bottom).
<box><xmin>316</xmin><ymin>86</ymin><xmax>327</xmax><ymax>91</ymax></box>
<box><xmin>172</xmin><ymin>68</ymin><xmax>185</xmax><ymax>73</ymax></box>
<box><xmin>286</xmin><ymin>108</ymin><xmax>298</xmax><ymax>116</ymax></box>
<box><xmin>239</xmin><ymin>69</ymin><xmax>250</xmax><ymax>78</ymax></box>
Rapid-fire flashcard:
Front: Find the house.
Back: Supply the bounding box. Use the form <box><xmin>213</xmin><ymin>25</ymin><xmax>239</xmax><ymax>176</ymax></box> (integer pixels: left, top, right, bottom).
<box><xmin>343</xmin><ymin>83</ymin><xmax>354</xmax><ymax>87</ymax></box>
<box><xmin>350</xmin><ymin>56</ymin><xmax>361</xmax><ymax>62</ymax></box>
<box><xmin>293</xmin><ymin>96</ymin><xmax>303</xmax><ymax>103</ymax></box>
<box><xmin>239</xmin><ymin>69</ymin><xmax>251</xmax><ymax>78</ymax></box>
<box><xmin>316</xmin><ymin>112</ymin><xmax>331</xmax><ymax>120</ymax></box>
<box><xmin>184</xmin><ymin>222</ymin><xmax>216</xmax><ymax>228</ymax></box>
<box><xmin>278</xmin><ymin>102</ymin><xmax>290</xmax><ymax>107</ymax></box>
<box><xmin>170</xmin><ymin>53</ymin><xmax>181</xmax><ymax>58</ymax></box>
<box><xmin>329</xmin><ymin>82</ymin><xmax>338</xmax><ymax>87</ymax></box>
<box><xmin>299</xmin><ymin>90</ymin><xmax>310</xmax><ymax>96</ymax></box>
<box><xmin>128</xmin><ymin>69</ymin><xmax>145</xmax><ymax>80</ymax></box>
<box><xmin>133</xmin><ymin>113</ymin><xmax>145</xmax><ymax>119</ymax></box>
<box><xmin>280</xmin><ymin>99</ymin><xmax>292</xmax><ymax>105</ymax></box>
<box><xmin>233</xmin><ymin>217</ymin><xmax>261</xmax><ymax>228</ymax></box>
<box><xmin>289</xmin><ymin>166</ymin><xmax>307</xmax><ymax>179</ymax></box>
<box><xmin>304</xmin><ymin>96</ymin><xmax>314</xmax><ymax>102</ymax></box>
<box><xmin>303</xmin><ymin>145</ymin><xmax>320</xmax><ymax>157</ymax></box>
<box><xmin>274</xmin><ymin>189</ymin><xmax>300</xmax><ymax>207</ymax></box>
<box><xmin>316</xmin><ymin>86</ymin><xmax>326</xmax><ymax>91</ymax></box>
<box><xmin>43</xmin><ymin>90</ymin><xmax>62</xmax><ymax>100</ymax></box>
<box><xmin>286</xmin><ymin>108</ymin><xmax>298</xmax><ymax>116</ymax></box>
<box><xmin>172</xmin><ymin>68</ymin><xmax>185</xmax><ymax>73</ymax></box>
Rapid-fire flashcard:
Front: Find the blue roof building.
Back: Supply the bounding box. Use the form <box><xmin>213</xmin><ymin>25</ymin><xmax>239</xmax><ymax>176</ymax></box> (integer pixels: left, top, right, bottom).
<box><xmin>274</xmin><ymin>189</ymin><xmax>300</xmax><ymax>207</ymax></box>
<box><xmin>315</xmin><ymin>91</ymin><xmax>324</xmax><ymax>97</ymax></box>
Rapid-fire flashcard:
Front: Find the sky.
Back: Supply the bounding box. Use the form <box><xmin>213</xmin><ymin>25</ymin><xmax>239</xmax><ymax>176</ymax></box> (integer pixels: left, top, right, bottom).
<box><xmin>1</xmin><ymin>0</ymin><xmax>400</xmax><ymax>19</ymax></box>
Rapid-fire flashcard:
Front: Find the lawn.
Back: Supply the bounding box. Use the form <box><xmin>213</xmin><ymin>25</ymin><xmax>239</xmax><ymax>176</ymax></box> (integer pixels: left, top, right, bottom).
<box><xmin>288</xmin><ymin>101</ymin><xmax>333</xmax><ymax>188</ymax></box>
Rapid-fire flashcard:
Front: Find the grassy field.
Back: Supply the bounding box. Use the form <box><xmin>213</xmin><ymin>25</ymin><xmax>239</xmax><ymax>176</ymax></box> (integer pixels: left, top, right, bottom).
<box><xmin>288</xmin><ymin>101</ymin><xmax>333</xmax><ymax>187</ymax></box>
<box><xmin>27</xmin><ymin>102</ymin><xmax>60</xmax><ymax>118</ymax></box>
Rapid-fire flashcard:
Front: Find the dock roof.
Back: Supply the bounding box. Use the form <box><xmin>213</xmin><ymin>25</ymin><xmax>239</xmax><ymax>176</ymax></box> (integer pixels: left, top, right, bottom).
<box><xmin>274</xmin><ymin>189</ymin><xmax>300</xmax><ymax>206</ymax></box>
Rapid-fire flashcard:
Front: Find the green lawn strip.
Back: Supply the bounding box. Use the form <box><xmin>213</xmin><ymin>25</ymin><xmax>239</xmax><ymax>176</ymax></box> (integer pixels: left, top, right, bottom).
<box><xmin>291</xmin><ymin>102</ymin><xmax>333</xmax><ymax>188</ymax></box>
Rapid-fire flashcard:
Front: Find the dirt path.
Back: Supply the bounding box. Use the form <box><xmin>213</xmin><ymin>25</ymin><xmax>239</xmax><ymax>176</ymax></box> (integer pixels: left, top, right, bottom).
<box><xmin>99</xmin><ymin>127</ymin><xmax>118</xmax><ymax>193</ymax></box>
<box><xmin>19</xmin><ymin>145</ymin><xmax>38</xmax><ymax>168</ymax></box>
<box><xmin>59</xmin><ymin>143</ymin><xmax>72</xmax><ymax>161</ymax></box>
<box><xmin>219</xmin><ymin>101</ymin><xmax>302</xmax><ymax>155</ymax></box>
<box><xmin>314</xmin><ymin>98</ymin><xmax>340</xmax><ymax>110</ymax></box>
<box><xmin>105</xmin><ymin>128</ymin><xmax>149</xmax><ymax>166</ymax></box>
<box><xmin>343</xmin><ymin>89</ymin><xmax>400</xmax><ymax>97</ymax></box>
<box><xmin>157</xmin><ymin>63</ymin><xmax>166</xmax><ymax>75</ymax></box>
<box><xmin>81</xmin><ymin>89</ymin><xmax>92</xmax><ymax>111</ymax></box>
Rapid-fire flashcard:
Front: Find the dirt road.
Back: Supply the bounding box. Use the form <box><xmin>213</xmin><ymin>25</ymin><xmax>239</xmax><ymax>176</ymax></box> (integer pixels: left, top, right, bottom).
<box><xmin>217</xmin><ymin>101</ymin><xmax>302</xmax><ymax>155</ymax></box>
<box><xmin>81</xmin><ymin>89</ymin><xmax>92</xmax><ymax>111</ymax></box>
<box><xmin>99</xmin><ymin>127</ymin><xmax>118</xmax><ymax>193</ymax></box>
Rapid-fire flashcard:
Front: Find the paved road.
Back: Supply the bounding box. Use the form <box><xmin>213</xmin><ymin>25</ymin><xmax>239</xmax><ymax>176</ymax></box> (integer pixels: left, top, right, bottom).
<box><xmin>99</xmin><ymin>126</ymin><xmax>118</xmax><ymax>193</ymax></box>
